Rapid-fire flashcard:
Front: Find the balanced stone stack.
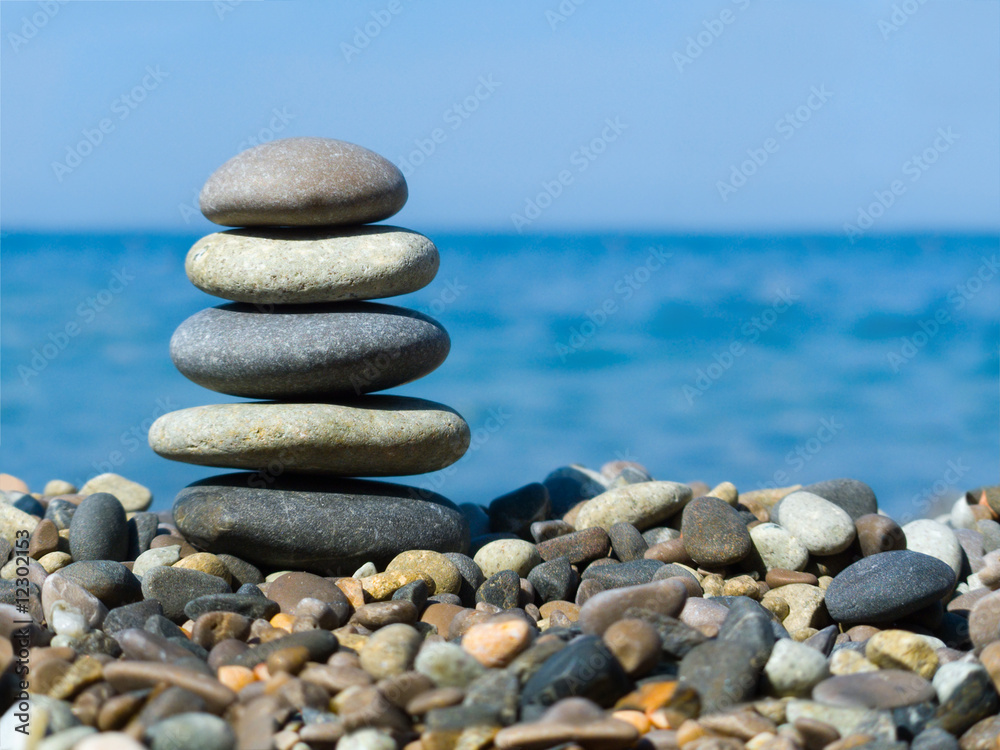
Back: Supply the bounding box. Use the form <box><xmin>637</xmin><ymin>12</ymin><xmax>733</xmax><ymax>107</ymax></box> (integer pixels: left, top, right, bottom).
<box><xmin>149</xmin><ymin>137</ymin><xmax>471</xmax><ymax>574</ymax></box>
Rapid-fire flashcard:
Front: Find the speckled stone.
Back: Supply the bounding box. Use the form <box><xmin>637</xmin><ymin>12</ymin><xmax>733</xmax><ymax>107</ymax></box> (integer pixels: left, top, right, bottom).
<box><xmin>824</xmin><ymin>551</ymin><xmax>957</xmax><ymax>625</ymax></box>
<box><xmin>527</xmin><ymin>557</ymin><xmax>577</xmax><ymax>603</ymax></box>
<box><xmin>607</xmin><ymin>522</ymin><xmax>648</xmax><ymax>562</ymax></box>
<box><xmin>183</xmin><ymin>593</ymin><xmax>280</xmax><ymax>622</ymax></box>
<box><xmin>681</xmin><ymin>496</ymin><xmax>753</xmax><ymax>566</ymax></box>
<box><xmin>520</xmin><ymin>635</ymin><xmax>631</xmax><ymax>709</ymax></box>
<box><xmin>415</xmin><ymin>641</ymin><xmax>486</xmax><ymax>688</ymax></box>
<box><xmin>763</xmin><ymin>637</ymin><xmax>830</xmax><ymax>697</ymax></box>
<box><xmin>679</xmin><ymin>639</ymin><xmax>761</xmax><ymax>714</ymax></box>
<box><xmin>200</xmin><ymin>137</ymin><xmax>406</xmax><ymax>227</ymax></box>
<box><xmin>574</xmin><ymin>481</ymin><xmax>692</xmax><ymax>532</ymax></box>
<box><xmin>802</xmin><ymin>478</ymin><xmax>879</xmax><ymax>521</ymax></box>
<box><xmin>476</xmin><ymin>570</ymin><xmax>521</xmax><ymax>609</ymax></box>
<box><xmin>579</xmin><ymin>578</ymin><xmax>688</xmax><ymax>636</ymax></box>
<box><xmin>580</xmin><ymin>559</ymin><xmax>663</xmax><ymax>588</ymax></box>
<box><xmin>186</xmin><ymin>225</ymin><xmax>437</xmax><ymax>306</ymax></box>
<box><xmin>536</xmin><ymin>527</ymin><xmax>611</xmax><ymax>566</ymax></box>
<box><xmin>773</xmin><ymin>491</ymin><xmax>856</xmax><ymax>555</ymax></box>
<box><xmin>386</xmin><ymin>550</ymin><xmax>461</xmax><ymax>596</ymax></box>
<box><xmin>69</xmin><ymin>493</ymin><xmax>129</xmax><ymax>562</ymax></box>
<box><xmin>170</xmin><ymin>302</ymin><xmax>449</xmax><ymax>399</ymax></box>
<box><xmin>360</xmin><ymin>622</ymin><xmax>422</xmax><ymax>679</ymax></box>
<box><xmin>140</xmin><ymin>566</ymin><xmax>232</xmax><ymax>623</ymax></box>
<box><xmin>902</xmin><ymin>519</ymin><xmax>964</xmax><ymax>577</ymax></box>
<box><xmin>932</xmin><ymin>661</ymin><xmax>1000</xmax><ymax>734</ymax></box>
<box><xmin>150</xmin><ymin>397</ymin><xmax>469</xmax><ymax>476</ymax></box>
<box><xmin>172</xmin><ymin>475</ymin><xmax>469</xmax><ymax>575</ymax></box>
<box><xmin>749</xmin><ymin>522</ymin><xmax>810</xmax><ymax>571</ymax></box>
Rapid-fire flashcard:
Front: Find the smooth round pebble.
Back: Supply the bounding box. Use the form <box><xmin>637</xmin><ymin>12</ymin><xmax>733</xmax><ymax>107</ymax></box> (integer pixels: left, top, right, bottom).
<box><xmin>681</xmin><ymin>496</ymin><xmax>752</xmax><ymax>566</ymax></box>
<box><xmin>473</xmin><ymin>539</ymin><xmax>541</xmax><ymax>579</ymax></box>
<box><xmin>773</xmin><ymin>491</ymin><xmax>856</xmax><ymax>555</ymax></box>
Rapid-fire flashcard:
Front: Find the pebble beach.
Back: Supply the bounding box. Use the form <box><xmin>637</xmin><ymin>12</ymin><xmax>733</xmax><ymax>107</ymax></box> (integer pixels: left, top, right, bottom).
<box><xmin>3</xmin><ymin>137</ymin><xmax>999</xmax><ymax>750</ymax></box>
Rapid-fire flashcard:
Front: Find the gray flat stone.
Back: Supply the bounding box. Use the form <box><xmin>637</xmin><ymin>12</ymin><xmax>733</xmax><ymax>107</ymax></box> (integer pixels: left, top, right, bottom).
<box><xmin>186</xmin><ymin>225</ymin><xmax>438</xmax><ymax>305</ymax></box>
<box><xmin>170</xmin><ymin>302</ymin><xmax>449</xmax><ymax>398</ymax></box>
<box><xmin>172</xmin><ymin>474</ymin><xmax>469</xmax><ymax>575</ymax></box>
<box><xmin>199</xmin><ymin>137</ymin><xmax>407</xmax><ymax>227</ymax></box>
<box><xmin>149</xmin><ymin>396</ymin><xmax>469</xmax><ymax>476</ymax></box>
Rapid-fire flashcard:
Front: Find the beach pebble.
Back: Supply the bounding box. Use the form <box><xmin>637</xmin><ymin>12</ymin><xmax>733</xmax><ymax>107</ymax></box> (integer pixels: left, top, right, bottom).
<box><xmin>802</xmin><ymin>478</ymin><xmax>878</xmax><ymax>521</ymax></box>
<box><xmin>607</xmin><ymin>522</ymin><xmax>648</xmax><ymax>561</ymax></box>
<box><xmin>527</xmin><ymin>557</ymin><xmax>577</xmax><ymax>603</ymax></box>
<box><xmin>865</xmin><ymin>629</ymin><xmax>938</xmax><ymax>679</ymax></box>
<box><xmin>28</xmin><ymin>519</ymin><xmax>60</xmax><ymax>559</ymax></box>
<box><xmin>56</xmin><ymin>560</ymin><xmax>142</xmax><ymax>608</ymax></box>
<box><xmin>602</xmin><ymin>618</ymin><xmax>661</xmax><ymax>677</ymax></box>
<box><xmin>383</xmin><ymin>550</ymin><xmax>458</xmax><ymax>596</ymax></box>
<box><xmin>79</xmin><ymin>473</ymin><xmax>152</xmax><ymax>512</ymax></box>
<box><xmin>824</xmin><ymin>550</ymin><xmax>956</xmax><ymax>625</ymax></box>
<box><xmin>855</xmin><ymin>513</ymin><xmax>907</xmax><ymax>557</ymax></box>
<box><xmin>681</xmin><ymin>496</ymin><xmax>753</xmax><ymax>566</ymax></box>
<box><xmin>462</xmin><ymin>616</ymin><xmax>534</xmax><ymax>667</ymax></box>
<box><xmin>146</xmin><ymin>712</ymin><xmax>236</xmax><ymax>750</ymax></box>
<box><xmin>679</xmin><ymin>639</ymin><xmax>761</xmax><ymax>714</ymax></box>
<box><xmin>520</xmin><ymin>635</ymin><xmax>631</xmax><ymax>709</ymax></box>
<box><xmin>41</xmin><ymin>573</ymin><xmax>108</xmax><ymax>630</ymax></box>
<box><xmin>75</xmin><ymin>732</ymin><xmax>147</xmax><ymax>750</ymax></box>
<box><xmin>579</xmin><ymin>578</ymin><xmax>687</xmax><ymax>635</ymax></box>
<box><xmin>0</xmin><ymin>502</ymin><xmax>39</xmax><ymax>546</ymax></box>
<box><xmin>133</xmin><ymin>546</ymin><xmax>181</xmax><ymax>577</ymax></box>
<box><xmin>200</xmin><ymin>137</ymin><xmax>406</xmax><ymax>227</ymax></box>
<box><xmin>543</xmin><ymin>465</ymin><xmax>608</xmax><ymax>516</ymax></box>
<box><xmin>773</xmin><ymin>491</ymin><xmax>856</xmax><ymax>555</ymax></box>
<box><xmin>150</xmin><ymin>397</ymin><xmax>469</xmax><ymax>476</ymax></box>
<box><xmin>762</xmin><ymin>583</ymin><xmax>827</xmax><ymax>633</ymax></box>
<box><xmin>912</xmin><ymin>726</ymin><xmax>960</xmax><ymax>750</ymax></box>
<box><xmin>415</xmin><ymin>641</ymin><xmax>485</xmax><ymax>688</ymax></box>
<box><xmin>762</xmin><ymin>638</ymin><xmax>829</xmax><ymax>697</ymax></box>
<box><xmin>814</xmin><ymin>669</ymin><xmax>935</xmax><ymax>709</ymax></box>
<box><xmin>140</xmin><ymin>566</ymin><xmax>231</xmax><ymax>623</ymax></box>
<box><xmin>536</xmin><ymin>527</ymin><xmax>610</xmax><ymax>565</ymax></box>
<box><xmin>172</xmin><ymin>475</ymin><xmax>469</xmax><ymax>574</ymax></box>
<box><xmin>574</xmin><ymin>481</ymin><xmax>692</xmax><ymax>532</ymax></box>
<box><xmin>473</xmin><ymin>539</ymin><xmax>541</xmax><ymax>579</ymax></box>
<box><xmin>903</xmin><ymin>519</ymin><xmax>964</xmax><ymax>577</ymax></box>
<box><xmin>187</xmin><ymin>225</ymin><xmax>437</xmax><ymax>305</ymax></box>
<box><xmin>749</xmin><ymin>523</ymin><xmax>810</xmax><ymax>571</ymax></box>
<box><xmin>970</xmin><ymin>590</ymin><xmax>1000</xmax><ymax>650</ymax></box>
<box><xmin>360</xmin><ymin>623</ymin><xmax>422</xmax><ymax>679</ymax></box>
<box><xmin>268</xmin><ymin>572</ymin><xmax>351</xmax><ymax>621</ymax></box>
<box><xmin>69</xmin><ymin>492</ymin><xmax>128</xmax><ymax>562</ymax></box>
<box><xmin>476</xmin><ymin>570</ymin><xmax>521</xmax><ymax>609</ymax></box>
<box><xmin>932</xmin><ymin>661</ymin><xmax>1000</xmax><ymax>734</ymax></box>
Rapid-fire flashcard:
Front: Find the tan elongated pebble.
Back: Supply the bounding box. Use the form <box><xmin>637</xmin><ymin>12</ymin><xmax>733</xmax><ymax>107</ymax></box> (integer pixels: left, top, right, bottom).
<box><xmin>574</xmin><ymin>481</ymin><xmax>693</xmax><ymax>532</ymax></box>
<box><xmin>386</xmin><ymin>551</ymin><xmax>461</xmax><ymax>596</ymax></box>
<box><xmin>762</xmin><ymin>583</ymin><xmax>827</xmax><ymax>633</ymax></box>
<box><xmin>865</xmin><ymin>629</ymin><xmax>939</xmax><ymax>679</ymax></box>
<box><xmin>103</xmin><ymin>661</ymin><xmax>237</xmax><ymax>712</ymax></box>
<box><xmin>149</xmin><ymin>398</ymin><xmax>470</xmax><ymax>476</ymax></box>
<box><xmin>0</xmin><ymin>502</ymin><xmax>38</xmax><ymax>546</ymax></box>
<box><xmin>187</xmin><ymin>226</ymin><xmax>438</xmax><ymax>304</ymax></box>
<box><xmin>362</xmin><ymin>571</ymin><xmax>435</xmax><ymax>600</ymax></box>
<box><xmin>461</xmin><ymin>617</ymin><xmax>534</xmax><ymax>667</ymax></box>
<box><xmin>79</xmin><ymin>473</ymin><xmax>152</xmax><ymax>512</ymax></box>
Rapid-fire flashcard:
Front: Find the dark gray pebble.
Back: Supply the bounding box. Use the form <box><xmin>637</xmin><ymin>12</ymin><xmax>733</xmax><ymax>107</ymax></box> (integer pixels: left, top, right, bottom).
<box><xmin>527</xmin><ymin>557</ymin><xmax>578</xmax><ymax>603</ymax></box>
<box><xmin>476</xmin><ymin>569</ymin><xmax>520</xmax><ymax>609</ymax></box>
<box><xmin>183</xmin><ymin>593</ymin><xmax>279</xmax><ymax>621</ymax></box>
<box><xmin>803</xmin><ymin>478</ymin><xmax>879</xmax><ymax>521</ymax></box>
<box><xmin>69</xmin><ymin>492</ymin><xmax>129</xmax><ymax>562</ymax></box>
<box><xmin>103</xmin><ymin>599</ymin><xmax>165</xmax><ymax>635</ymax></box>
<box><xmin>520</xmin><ymin>634</ymin><xmax>631</xmax><ymax>709</ymax></box>
<box><xmin>57</xmin><ymin>560</ymin><xmax>142</xmax><ymax>609</ymax></box>
<box><xmin>488</xmin><ymin>483</ymin><xmax>550</xmax><ymax>538</ymax></box>
<box><xmin>141</xmin><ymin>566</ymin><xmax>231</xmax><ymax>623</ymax></box>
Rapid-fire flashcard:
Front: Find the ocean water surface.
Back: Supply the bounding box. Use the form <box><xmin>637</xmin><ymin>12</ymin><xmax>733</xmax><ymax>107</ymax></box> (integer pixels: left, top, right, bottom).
<box><xmin>1</xmin><ymin>232</ymin><xmax>997</xmax><ymax>519</ymax></box>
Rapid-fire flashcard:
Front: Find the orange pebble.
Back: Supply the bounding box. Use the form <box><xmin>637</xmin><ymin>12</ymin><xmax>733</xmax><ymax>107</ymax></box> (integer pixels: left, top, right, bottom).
<box><xmin>253</xmin><ymin>663</ymin><xmax>271</xmax><ymax>681</ymax></box>
<box><xmin>216</xmin><ymin>665</ymin><xmax>256</xmax><ymax>692</ymax></box>
<box><xmin>270</xmin><ymin>613</ymin><xmax>295</xmax><ymax>632</ymax></box>
<box><xmin>334</xmin><ymin>577</ymin><xmax>368</xmax><ymax>610</ymax></box>
<box><xmin>648</xmin><ymin>709</ymin><xmax>674</xmax><ymax>730</ymax></box>
<box><xmin>613</xmin><ymin>710</ymin><xmax>651</xmax><ymax>734</ymax></box>
<box><xmin>675</xmin><ymin>719</ymin><xmax>709</xmax><ymax>745</ymax></box>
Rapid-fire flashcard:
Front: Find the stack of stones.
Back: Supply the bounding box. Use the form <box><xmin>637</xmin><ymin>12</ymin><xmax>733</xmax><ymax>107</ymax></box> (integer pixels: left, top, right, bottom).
<box><xmin>148</xmin><ymin>137</ymin><xmax>472</xmax><ymax>574</ymax></box>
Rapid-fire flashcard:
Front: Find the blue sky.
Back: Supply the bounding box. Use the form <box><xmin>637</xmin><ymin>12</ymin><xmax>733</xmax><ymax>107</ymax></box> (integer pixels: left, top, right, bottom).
<box><xmin>1</xmin><ymin>1</ymin><xmax>998</xmax><ymax>234</ymax></box>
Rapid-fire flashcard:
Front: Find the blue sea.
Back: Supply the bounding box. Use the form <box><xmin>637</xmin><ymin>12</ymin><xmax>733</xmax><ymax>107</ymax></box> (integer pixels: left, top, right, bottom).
<box><xmin>1</xmin><ymin>232</ymin><xmax>997</xmax><ymax>520</ymax></box>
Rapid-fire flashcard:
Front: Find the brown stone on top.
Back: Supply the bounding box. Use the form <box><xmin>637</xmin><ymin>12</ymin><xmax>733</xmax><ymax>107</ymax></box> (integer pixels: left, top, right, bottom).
<box><xmin>765</xmin><ymin>569</ymin><xmax>819</xmax><ymax>588</ymax></box>
<box><xmin>352</xmin><ymin>600</ymin><xmax>418</xmax><ymax>630</ymax></box>
<box><xmin>845</xmin><ymin>624</ymin><xmax>881</xmax><ymax>642</ymax></box>
<box><xmin>536</xmin><ymin>527</ymin><xmax>611</xmax><ymax>566</ymax></box>
<box><xmin>603</xmin><ymin>619</ymin><xmax>661</xmax><ymax>678</ymax></box>
<box><xmin>854</xmin><ymin>514</ymin><xmax>906</xmax><ymax>557</ymax></box>
<box><xmin>811</xmin><ymin>670</ymin><xmax>935</xmax><ymax>709</ymax></box>
<box><xmin>200</xmin><ymin>137</ymin><xmax>407</xmax><ymax>228</ymax></box>
<box><xmin>104</xmin><ymin>661</ymin><xmax>237</xmax><ymax>712</ymax></box>
<box><xmin>644</xmin><ymin>538</ymin><xmax>694</xmax><ymax>565</ymax></box>
<box><xmin>267</xmin><ymin>572</ymin><xmax>351</xmax><ymax>622</ymax></box>
<box><xmin>28</xmin><ymin>519</ymin><xmax>60</xmax><ymax>559</ymax></box>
